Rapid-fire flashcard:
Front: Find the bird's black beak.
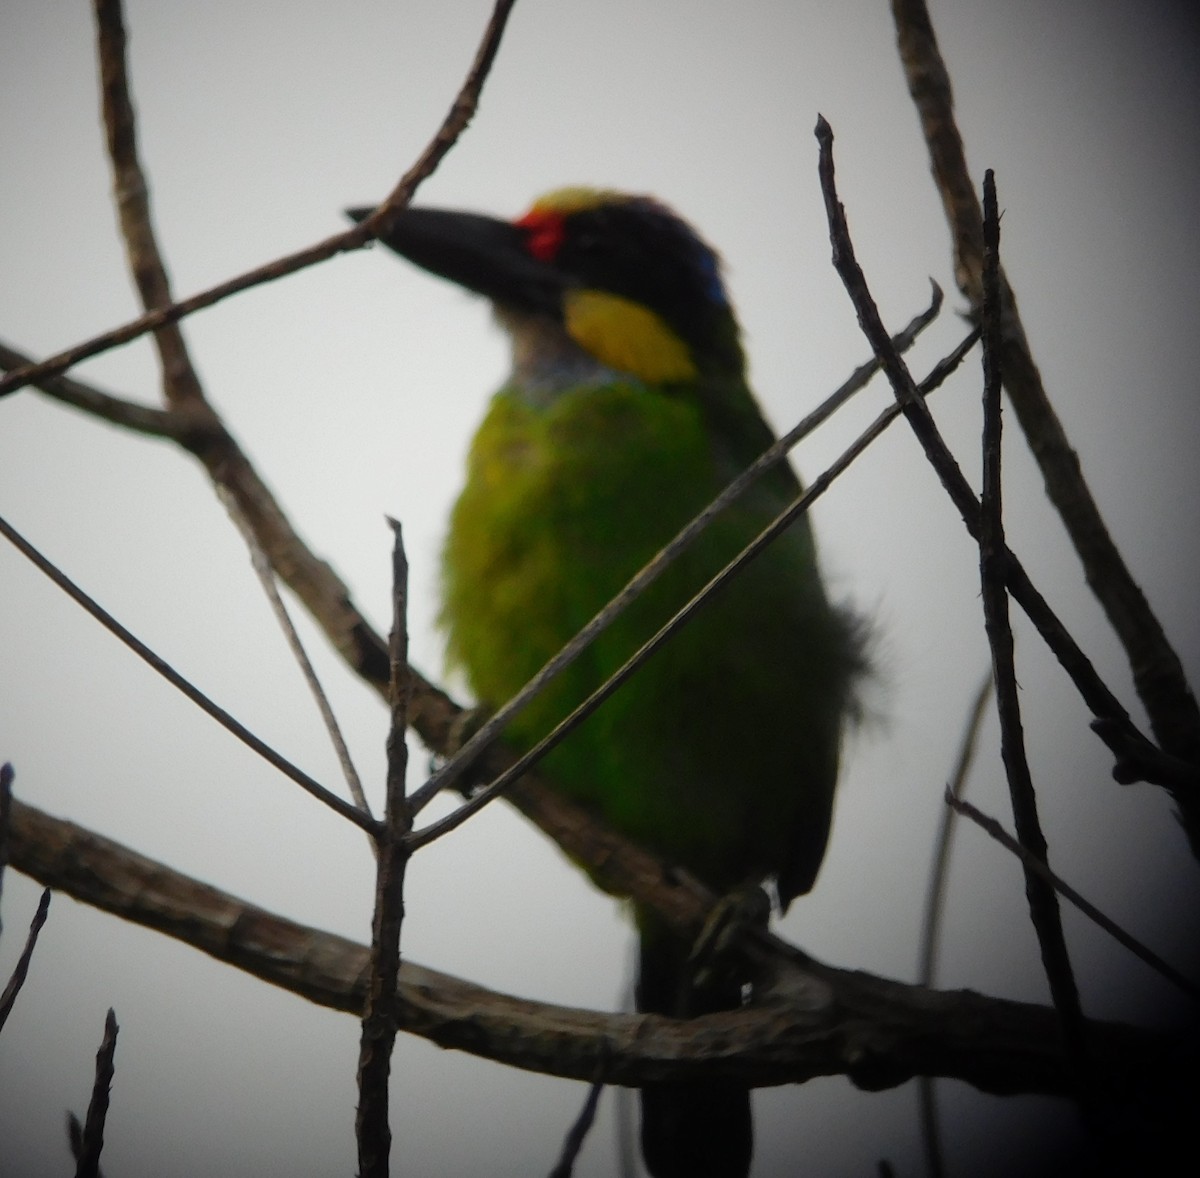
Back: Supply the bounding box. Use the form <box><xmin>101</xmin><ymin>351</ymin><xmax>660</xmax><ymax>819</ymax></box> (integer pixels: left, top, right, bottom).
<box><xmin>346</xmin><ymin>205</ymin><xmax>565</xmax><ymax>318</ymax></box>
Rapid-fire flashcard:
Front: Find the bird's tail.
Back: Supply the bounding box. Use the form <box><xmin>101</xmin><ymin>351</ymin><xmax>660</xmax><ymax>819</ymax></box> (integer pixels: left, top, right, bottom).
<box><xmin>635</xmin><ymin>915</ymin><xmax>752</xmax><ymax>1178</ymax></box>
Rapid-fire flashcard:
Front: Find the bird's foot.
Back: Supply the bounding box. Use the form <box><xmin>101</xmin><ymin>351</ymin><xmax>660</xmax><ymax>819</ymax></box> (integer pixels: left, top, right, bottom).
<box><xmin>687</xmin><ymin>885</ymin><xmax>771</xmax><ymax>1003</ymax></box>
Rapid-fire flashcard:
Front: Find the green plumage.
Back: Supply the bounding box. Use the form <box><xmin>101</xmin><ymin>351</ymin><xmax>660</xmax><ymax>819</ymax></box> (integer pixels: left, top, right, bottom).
<box><xmin>353</xmin><ymin>188</ymin><xmax>862</xmax><ymax>1178</ymax></box>
<box><xmin>442</xmin><ymin>378</ymin><xmax>851</xmax><ymax>905</ymax></box>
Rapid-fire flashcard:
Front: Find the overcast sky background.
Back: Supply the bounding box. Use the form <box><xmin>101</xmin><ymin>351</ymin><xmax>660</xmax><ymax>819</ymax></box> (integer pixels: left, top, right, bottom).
<box><xmin>2</xmin><ymin>1</ymin><xmax>1198</xmax><ymax>1175</ymax></box>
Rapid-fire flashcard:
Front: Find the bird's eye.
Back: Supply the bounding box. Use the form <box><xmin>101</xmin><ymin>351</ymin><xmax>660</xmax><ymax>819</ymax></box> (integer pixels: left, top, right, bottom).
<box><xmin>573</xmin><ymin>231</ymin><xmax>600</xmax><ymax>254</ymax></box>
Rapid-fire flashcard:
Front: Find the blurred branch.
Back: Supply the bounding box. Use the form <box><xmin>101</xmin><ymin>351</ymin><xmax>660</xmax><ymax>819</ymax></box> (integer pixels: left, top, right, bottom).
<box><xmin>549</xmin><ymin>1081</ymin><xmax>605</xmax><ymax>1178</ymax></box>
<box><xmin>5</xmin><ymin>794</ymin><xmax>1180</xmax><ymax>1100</ymax></box>
<box><xmin>0</xmin><ymin>341</ymin><xmax>194</xmax><ymax>439</ymax></box>
<box><xmin>0</xmin><ymin>0</ymin><xmax>517</xmax><ymax>401</ymax></box>
<box><xmin>916</xmin><ymin>673</ymin><xmax>990</xmax><ymax>1178</ymax></box>
<box><xmin>94</xmin><ymin>0</ymin><xmax>204</xmax><ymax>406</ymax></box>
<box><xmin>0</xmin><ymin>761</ymin><xmax>12</xmax><ymax>931</ymax></box>
<box><xmin>890</xmin><ymin>0</ymin><xmax>1200</xmax><ymax>843</ymax></box>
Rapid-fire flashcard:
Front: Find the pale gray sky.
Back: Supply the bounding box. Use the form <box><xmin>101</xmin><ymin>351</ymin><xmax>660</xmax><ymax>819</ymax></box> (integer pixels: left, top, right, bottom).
<box><xmin>2</xmin><ymin>2</ymin><xmax>1198</xmax><ymax>1175</ymax></box>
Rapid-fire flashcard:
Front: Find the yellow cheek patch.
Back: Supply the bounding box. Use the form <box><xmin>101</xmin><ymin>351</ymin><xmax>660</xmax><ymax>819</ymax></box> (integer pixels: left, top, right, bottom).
<box><xmin>564</xmin><ymin>288</ymin><xmax>697</xmax><ymax>384</ymax></box>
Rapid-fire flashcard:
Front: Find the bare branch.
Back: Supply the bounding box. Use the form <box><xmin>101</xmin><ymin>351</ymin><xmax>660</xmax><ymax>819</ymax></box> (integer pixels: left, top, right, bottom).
<box><xmin>5</xmin><ymin>794</ymin><xmax>1176</xmax><ymax>1098</ymax></box>
<box><xmin>890</xmin><ymin>0</ymin><xmax>1200</xmax><ymax>828</ymax></box>
<box><xmin>218</xmin><ymin>486</ymin><xmax>372</xmax><ymax>818</ymax></box>
<box><xmin>0</xmin><ymin>515</ymin><xmax>375</xmax><ymax>833</ymax></box>
<box><xmin>916</xmin><ymin>673</ymin><xmax>991</xmax><ymax>1178</ymax></box>
<box><xmin>0</xmin><ymin>762</ymin><xmax>13</xmax><ymax>932</ymax></box>
<box><xmin>549</xmin><ymin>1082</ymin><xmax>605</xmax><ymax>1178</ymax></box>
<box><xmin>812</xmin><ymin>116</ymin><xmax>1172</xmax><ymax>797</ymax></box>
<box><xmin>93</xmin><ymin>0</ymin><xmax>203</xmax><ymax>406</ymax></box>
<box><xmin>356</xmin><ymin>521</ymin><xmax>413</xmax><ymax>1178</ymax></box>
<box><xmin>978</xmin><ymin>171</ymin><xmax>1089</xmax><ymax>1081</ymax></box>
<box><xmin>72</xmin><ymin>1009</ymin><xmax>119</xmax><ymax>1178</ymax></box>
<box><xmin>948</xmin><ymin>793</ymin><xmax>1200</xmax><ymax>1004</ymax></box>
<box><xmin>0</xmin><ymin>341</ymin><xmax>193</xmax><ymax>439</ymax></box>
<box><xmin>0</xmin><ymin>0</ymin><xmax>518</xmax><ymax>400</ymax></box>
<box><xmin>0</xmin><ymin>887</ymin><xmax>51</xmax><ymax>1032</ymax></box>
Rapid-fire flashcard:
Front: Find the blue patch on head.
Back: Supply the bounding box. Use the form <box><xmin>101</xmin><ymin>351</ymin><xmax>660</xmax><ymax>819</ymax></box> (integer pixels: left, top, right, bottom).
<box><xmin>694</xmin><ymin>245</ymin><xmax>728</xmax><ymax>307</ymax></box>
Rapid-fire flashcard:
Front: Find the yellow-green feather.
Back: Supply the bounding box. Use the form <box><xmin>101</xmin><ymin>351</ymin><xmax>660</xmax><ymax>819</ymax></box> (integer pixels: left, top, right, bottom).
<box><xmin>441</xmin><ymin>377</ymin><xmax>855</xmax><ymax>902</ymax></box>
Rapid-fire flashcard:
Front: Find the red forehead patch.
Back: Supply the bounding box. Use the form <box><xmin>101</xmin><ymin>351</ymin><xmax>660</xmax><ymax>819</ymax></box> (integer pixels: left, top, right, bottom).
<box><xmin>514</xmin><ymin>208</ymin><xmax>566</xmax><ymax>262</ymax></box>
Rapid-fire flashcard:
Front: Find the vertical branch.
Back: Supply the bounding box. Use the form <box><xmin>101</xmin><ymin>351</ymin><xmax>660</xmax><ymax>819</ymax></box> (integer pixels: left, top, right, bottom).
<box><xmin>355</xmin><ymin>522</ymin><xmax>412</xmax><ymax>1178</ymax></box>
<box><xmin>93</xmin><ymin>0</ymin><xmax>204</xmax><ymax>406</ymax></box>
<box><xmin>978</xmin><ymin>174</ymin><xmax>1088</xmax><ymax>1077</ymax></box>
<box><xmin>73</xmin><ymin>1008</ymin><xmax>119</xmax><ymax>1178</ymax></box>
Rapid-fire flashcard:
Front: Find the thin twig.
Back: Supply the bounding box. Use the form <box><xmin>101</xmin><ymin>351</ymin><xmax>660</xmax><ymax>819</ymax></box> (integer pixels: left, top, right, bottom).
<box><xmin>73</xmin><ymin>1008</ymin><xmax>119</xmax><ymax>1178</ymax></box>
<box><xmin>408</xmin><ymin>289</ymin><xmax>946</xmax><ymax>815</ymax></box>
<box><xmin>813</xmin><ymin>115</ymin><xmax>1169</xmax><ymax>792</ymax></box>
<box><xmin>890</xmin><ymin>0</ymin><xmax>1200</xmax><ymax>831</ymax></box>
<box><xmin>947</xmin><ymin>793</ymin><xmax>1200</xmax><ymax>1003</ymax></box>
<box><xmin>916</xmin><ymin>672</ymin><xmax>992</xmax><ymax>1178</ymax></box>
<box><xmin>0</xmin><ymin>0</ymin><xmax>518</xmax><ymax>400</ymax></box>
<box><xmin>978</xmin><ymin>170</ymin><xmax>1090</xmax><ymax>1082</ymax></box>
<box><xmin>0</xmin><ymin>887</ymin><xmax>51</xmax><ymax>1032</ymax></box>
<box><xmin>410</xmin><ymin>329</ymin><xmax>978</xmax><ymax>849</ymax></box>
<box><xmin>0</xmin><ymin>515</ymin><xmax>375</xmax><ymax>833</ymax></box>
<box><xmin>356</xmin><ymin>521</ymin><xmax>413</xmax><ymax>1178</ymax></box>
<box><xmin>0</xmin><ymin>762</ymin><xmax>13</xmax><ymax>936</ymax></box>
<box><xmin>218</xmin><ymin>486</ymin><xmax>372</xmax><ymax>818</ymax></box>
<box><xmin>548</xmin><ymin>1082</ymin><xmax>605</xmax><ymax>1178</ymax></box>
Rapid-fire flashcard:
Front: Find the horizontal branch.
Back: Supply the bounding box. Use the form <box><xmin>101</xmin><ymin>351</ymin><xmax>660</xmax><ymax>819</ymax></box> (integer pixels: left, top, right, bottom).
<box><xmin>6</xmin><ymin>794</ymin><xmax>1173</xmax><ymax>1099</ymax></box>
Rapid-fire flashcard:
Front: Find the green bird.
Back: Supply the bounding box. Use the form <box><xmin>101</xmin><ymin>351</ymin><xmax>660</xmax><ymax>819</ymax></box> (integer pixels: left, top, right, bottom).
<box><xmin>349</xmin><ymin>188</ymin><xmax>863</xmax><ymax>1177</ymax></box>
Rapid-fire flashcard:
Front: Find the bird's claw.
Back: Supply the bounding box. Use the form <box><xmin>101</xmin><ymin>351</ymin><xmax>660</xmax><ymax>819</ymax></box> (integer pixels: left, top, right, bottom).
<box><xmin>687</xmin><ymin>885</ymin><xmax>771</xmax><ymax>998</ymax></box>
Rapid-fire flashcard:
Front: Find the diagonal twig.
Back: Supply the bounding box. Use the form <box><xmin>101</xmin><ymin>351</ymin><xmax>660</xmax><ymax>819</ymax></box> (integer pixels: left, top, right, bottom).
<box><xmin>947</xmin><ymin>792</ymin><xmax>1200</xmax><ymax>1003</ymax></box>
<box><xmin>0</xmin><ymin>887</ymin><xmax>51</xmax><ymax>1033</ymax></box>
<box><xmin>0</xmin><ymin>515</ymin><xmax>375</xmax><ymax>833</ymax></box>
<box><xmin>218</xmin><ymin>487</ymin><xmax>372</xmax><ymax>818</ymax></box>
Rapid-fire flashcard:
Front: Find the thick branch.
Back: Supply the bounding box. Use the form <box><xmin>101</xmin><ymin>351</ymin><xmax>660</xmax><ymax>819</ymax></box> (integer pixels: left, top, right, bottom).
<box><xmin>6</xmin><ymin>795</ymin><xmax>1175</xmax><ymax>1099</ymax></box>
